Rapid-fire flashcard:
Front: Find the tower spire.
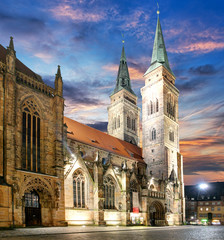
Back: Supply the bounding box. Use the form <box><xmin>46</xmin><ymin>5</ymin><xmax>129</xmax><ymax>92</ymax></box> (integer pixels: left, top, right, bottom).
<box><xmin>9</xmin><ymin>36</ymin><xmax>15</xmax><ymax>51</ymax></box>
<box><xmin>111</xmin><ymin>43</ymin><xmax>135</xmax><ymax>96</ymax></box>
<box><xmin>144</xmin><ymin>11</ymin><xmax>174</xmax><ymax>76</ymax></box>
<box><xmin>55</xmin><ymin>65</ymin><xmax>63</xmax><ymax>97</ymax></box>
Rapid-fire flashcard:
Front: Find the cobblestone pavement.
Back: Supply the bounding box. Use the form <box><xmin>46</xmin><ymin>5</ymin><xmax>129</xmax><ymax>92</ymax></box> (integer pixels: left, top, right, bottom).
<box><xmin>0</xmin><ymin>225</ymin><xmax>224</xmax><ymax>240</ymax></box>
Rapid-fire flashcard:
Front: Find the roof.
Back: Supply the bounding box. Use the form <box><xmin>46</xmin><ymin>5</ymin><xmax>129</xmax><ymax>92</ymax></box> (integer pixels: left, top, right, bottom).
<box><xmin>111</xmin><ymin>45</ymin><xmax>136</xmax><ymax>96</ymax></box>
<box><xmin>0</xmin><ymin>44</ymin><xmax>43</xmax><ymax>82</ymax></box>
<box><xmin>64</xmin><ymin>116</ymin><xmax>144</xmax><ymax>163</ymax></box>
<box><xmin>144</xmin><ymin>16</ymin><xmax>174</xmax><ymax>77</ymax></box>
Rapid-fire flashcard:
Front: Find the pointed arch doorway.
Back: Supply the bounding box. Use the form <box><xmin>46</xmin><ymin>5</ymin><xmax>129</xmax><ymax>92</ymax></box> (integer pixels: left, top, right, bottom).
<box><xmin>149</xmin><ymin>201</ymin><xmax>165</xmax><ymax>226</ymax></box>
<box><xmin>25</xmin><ymin>191</ymin><xmax>41</xmax><ymax>226</ymax></box>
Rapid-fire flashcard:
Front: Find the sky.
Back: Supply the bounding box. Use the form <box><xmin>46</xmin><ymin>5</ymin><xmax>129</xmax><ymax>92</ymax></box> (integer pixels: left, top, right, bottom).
<box><xmin>0</xmin><ymin>0</ymin><xmax>223</xmax><ymax>185</ymax></box>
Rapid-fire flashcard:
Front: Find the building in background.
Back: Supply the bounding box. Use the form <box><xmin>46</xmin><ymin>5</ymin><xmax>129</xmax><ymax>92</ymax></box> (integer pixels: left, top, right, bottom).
<box><xmin>0</xmin><ymin>12</ymin><xmax>184</xmax><ymax>227</ymax></box>
<box><xmin>185</xmin><ymin>182</ymin><xmax>224</xmax><ymax>225</ymax></box>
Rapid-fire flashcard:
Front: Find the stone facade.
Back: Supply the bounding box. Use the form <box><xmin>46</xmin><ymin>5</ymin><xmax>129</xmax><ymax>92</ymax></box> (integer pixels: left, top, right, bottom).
<box><xmin>0</xmin><ymin>39</ymin><xmax>66</xmax><ymax>227</ymax></box>
<box><xmin>0</xmin><ymin>13</ymin><xmax>185</xmax><ymax>228</ymax></box>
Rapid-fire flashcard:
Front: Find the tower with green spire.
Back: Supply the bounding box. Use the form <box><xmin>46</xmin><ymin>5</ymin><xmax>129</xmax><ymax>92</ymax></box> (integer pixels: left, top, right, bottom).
<box><xmin>141</xmin><ymin>11</ymin><xmax>184</xmax><ymax>225</ymax></box>
<box><xmin>108</xmin><ymin>43</ymin><xmax>140</xmax><ymax>145</ymax></box>
<box><xmin>141</xmin><ymin>11</ymin><xmax>182</xmax><ymax>180</ymax></box>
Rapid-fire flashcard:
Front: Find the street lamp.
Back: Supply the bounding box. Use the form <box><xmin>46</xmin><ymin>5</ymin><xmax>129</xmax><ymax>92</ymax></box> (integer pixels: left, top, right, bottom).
<box><xmin>199</xmin><ymin>183</ymin><xmax>208</xmax><ymax>190</ymax></box>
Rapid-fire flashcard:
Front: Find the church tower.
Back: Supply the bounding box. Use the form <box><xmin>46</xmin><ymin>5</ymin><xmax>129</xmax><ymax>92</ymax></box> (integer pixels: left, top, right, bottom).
<box><xmin>108</xmin><ymin>43</ymin><xmax>140</xmax><ymax>145</ymax></box>
<box><xmin>141</xmin><ymin>12</ymin><xmax>180</xmax><ymax>179</ymax></box>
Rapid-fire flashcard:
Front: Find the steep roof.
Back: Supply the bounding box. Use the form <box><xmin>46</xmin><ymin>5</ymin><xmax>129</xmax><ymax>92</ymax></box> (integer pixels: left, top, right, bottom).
<box><xmin>64</xmin><ymin>116</ymin><xmax>144</xmax><ymax>163</ymax></box>
<box><xmin>0</xmin><ymin>44</ymin><xmax>43</xmax><ymax>82</ymax></box>
<box><xmin>111</xmin><ymin>45</ymin><xmax>136</xmax><ymax>96</ymax></box>
<box><xmin>144</xmin><ymin>16</ymin><xmax>174</xmax><ymax>76</ymax></box>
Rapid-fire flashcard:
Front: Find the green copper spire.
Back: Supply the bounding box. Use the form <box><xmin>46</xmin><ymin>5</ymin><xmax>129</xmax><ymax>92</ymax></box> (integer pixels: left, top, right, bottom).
<box><xmin>144</xmin><ymin>13</ymin><xmax>174</xmax><ymax>76</ymax></box>
<box><xmin>111</xmin><ymin>44</ymin><xmax>136</xmax><ymax>96</ymax></box>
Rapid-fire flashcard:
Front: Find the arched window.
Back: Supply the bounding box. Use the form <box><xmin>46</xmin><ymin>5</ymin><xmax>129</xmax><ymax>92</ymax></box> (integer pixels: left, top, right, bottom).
<box><xmin>73</xmin><ymin>170</ymin><xmax>85</xmax><ymax>208</ymax></box>
<box><xmin>22</xmin><ymin>100</ymin><xmax>40</xmax><ymax>172</ymax></box>
<box><xmin>156</xmin><ymin>98</ymin><xmax>159</xmax><ymax>112</ymax></box>
<box><xmin>117</xmin><ymin>116</ymin><xmax>120</xmax><ymax>128</ymax></box>
<box><xmin>130</xmin><ymin>180</ymin><xmax>138</xmax><ymax>211</ymax></box>
<box><xmin>152</xmin><ymin>128</ymin><xmax>156</xmax><ymax>140</ymax></box>
<box><xmin>169</xmin><ymin>131</ymin><xmax>174</xmax><ymax>142</ymax></box>
<box><xmin>167</xmin><ymin>95</ymin><xmax>175</xmax><ymax>119</ymax></box>
<box><xmin>104</xmin><ymin>176</ymin><xmax>115</xmax><ymax>209</ymax></box>
<box><xmin>132</xmin><ymin>119</ymin><xmax>136</xmax><ymax>131</ymax></box>
<box><xmin>113</xmin><ymin>117</ymin><xmax>116</xmax><ymax>130</ymax></box>
<box><xmin>127</xmin><ymin>116</ymin><xmax>131</xmax><ymax>128</ymax></box>
<box><xmin>150</xmin><ymin>101</ymin><xmax>153</xmax><ymax>114</ymax></box>
<box><xmin>147</xmin><ymin>104</ymin><xmax>150</xmax><ymax>116</ymax></box>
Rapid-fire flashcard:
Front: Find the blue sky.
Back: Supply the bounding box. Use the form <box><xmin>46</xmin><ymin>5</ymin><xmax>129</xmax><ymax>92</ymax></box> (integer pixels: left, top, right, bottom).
<box><xmin>0</xmin><ymin>0</ymin><xmax>224</xmax><ymax>185</ymax></box>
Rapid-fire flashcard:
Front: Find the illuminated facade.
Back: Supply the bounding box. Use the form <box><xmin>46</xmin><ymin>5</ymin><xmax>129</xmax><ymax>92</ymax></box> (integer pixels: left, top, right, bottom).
<box><xmin>0</xmin><ymin>13</ymin><xmax>184</xmax><ymax>227</ymax></box>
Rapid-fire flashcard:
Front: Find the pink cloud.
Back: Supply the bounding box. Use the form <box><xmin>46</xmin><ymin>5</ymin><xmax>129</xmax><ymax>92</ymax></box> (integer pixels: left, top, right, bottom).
<box><xmin>50</xmin><ymin>4</ymin><xmax>105</xmax><ymax>22</ymax></box>
<box><xmin>184</xmin><ymin>171</ymin><xmax>224</xmax><ymax>185</ymax></box>
<box><xmin>102</xmin><ymin>64</ymin><xmax>144</xmax><ymax>81</ymax></box>
<box><xmin>169</xmin><ymin>41</ymin><xmax>224</xmax><ymax>54</ymax></box>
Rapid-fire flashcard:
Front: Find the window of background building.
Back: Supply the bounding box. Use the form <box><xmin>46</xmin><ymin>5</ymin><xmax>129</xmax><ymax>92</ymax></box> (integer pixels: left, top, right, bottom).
<box><xmin>217</xmin><ymin>207</ymin><xmax>221</xmax><ymax>211</ymax></box>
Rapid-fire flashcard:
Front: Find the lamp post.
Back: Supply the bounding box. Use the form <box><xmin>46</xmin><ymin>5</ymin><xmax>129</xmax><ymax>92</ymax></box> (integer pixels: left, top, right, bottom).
<box><xmin>197</xmin><ymin>183</ymin><xmax>209</xmax><ymax>225</ymax></box>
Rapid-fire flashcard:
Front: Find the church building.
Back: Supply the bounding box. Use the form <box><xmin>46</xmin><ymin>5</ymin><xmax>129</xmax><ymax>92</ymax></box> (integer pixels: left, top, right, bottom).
<box><xmin>0</xmin><ymin>13</ymin><xmax>185</xmax><ymax>227</ymax></box>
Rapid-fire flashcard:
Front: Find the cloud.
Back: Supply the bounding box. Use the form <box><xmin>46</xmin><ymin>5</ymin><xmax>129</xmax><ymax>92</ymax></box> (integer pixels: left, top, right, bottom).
<box><xmin>87</xmin><ymin>121</ymin><xmax>108</xmax><ymax>132</ymax></box>
<box><xmin>176</xmin><ymin>78</ymin><xmax>207</xmax><ymax>95</ymax></box>
<box><xmin>189</xmin><ymin>64</ymin><xmax>218</xmax><ymax>75</ymax></box>
<box><xmin>50</xmin><ymin>4</ymin><xmax>105</xmax><ymax>22</ymax></box>
<box><xmin>0</xmin><ymin>12</ymin><xmax>46</xmax><ymax>37</ymax></box>
<box><xmin>169</xmin><ymin>41</ymin><xmax>224</xmax><ymax>54</ymax></box>
<box><xmin>102</xmin><ymin>63</ymin><xmax>144</xmax><ymax>81</ymax></box>
<box><xmin>184</xmin><ymin>171</ymin><xmax>224</xmax><ymax>185</ymax></box>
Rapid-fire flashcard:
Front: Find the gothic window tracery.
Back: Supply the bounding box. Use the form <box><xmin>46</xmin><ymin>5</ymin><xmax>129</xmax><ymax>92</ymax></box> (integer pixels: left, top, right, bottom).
<box><xmin>150</xmin><ymin>101</ymin><xmax>153</xmax><ymax>114</ymax></box>
<box><xmin>167</xmin><ymin>94</ymin><xmax>175</xmax><ymax>120</ymax></box>
<box><xmin>104</xmin><ymin>176</ymin><xmax>115</xmax><ymax>209</ymax></box>
<box><xmin>151</xmin><ymin>128</ymin><xmax>156</xmax><ymax>140</ymax></box>
<box><xmin>132</xmin><ymin>119</ymin><xmax>136</xmax><ymax>131</ymax></box>
<box><xmin>22</xmin><ymin>100</ymin><xmax>40</xmax><ymax>172</ymax></box>
<box><xmin>73</xmin><ymin>170</ymin><xmax>85</xmax><ymax>208</ymax></box>
<box><xmin>156</xmin><ymin>98</ymin><xmax>159</xmax><ymax>112</ymax></box>
<box><xmin>127</xmin><ymin>116</ymin><xmax>131</xmax><ymax>128</ymax></box>
<box><xmin>25</xmin><ymin>191</ymin><xmax>40</xmax><ymax>208</ymax></box>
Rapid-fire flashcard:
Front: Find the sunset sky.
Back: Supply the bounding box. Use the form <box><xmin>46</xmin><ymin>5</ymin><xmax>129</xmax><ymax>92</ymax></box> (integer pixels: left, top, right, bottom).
<box><xmin>0</xmin><ymin>0</ymin><xmax>223</xmax><ymax>185</ymax></box>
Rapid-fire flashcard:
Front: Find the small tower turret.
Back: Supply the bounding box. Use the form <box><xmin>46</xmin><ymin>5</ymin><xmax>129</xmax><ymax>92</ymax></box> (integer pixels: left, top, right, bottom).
<box><xmin>108</xmin><ymin>42</ymin><xmax>140</xmax><ymax>145</ymax></box>
<box><xmin>6</xmin><ymin>36</ymin><xmax>16</xmax><ymax>74</ymax></box>
<box><xmin>54</xmin><ymin>65</ymin><xmax>63</xmax><ymax>97</ymax></box>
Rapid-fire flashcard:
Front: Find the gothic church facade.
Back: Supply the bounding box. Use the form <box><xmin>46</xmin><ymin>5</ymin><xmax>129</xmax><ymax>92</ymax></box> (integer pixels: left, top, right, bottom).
<box><xmin>0</xmin><ymin>15</ymin><xmax>184</xmax><ymax>227</ymax></box>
